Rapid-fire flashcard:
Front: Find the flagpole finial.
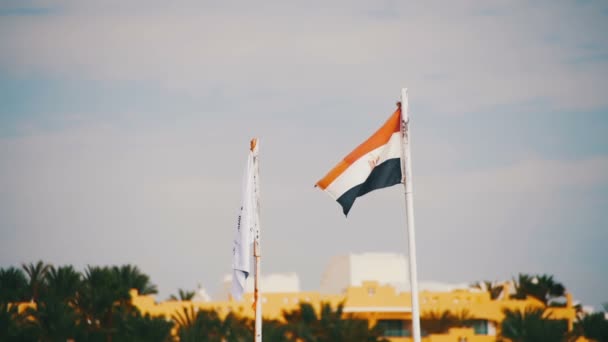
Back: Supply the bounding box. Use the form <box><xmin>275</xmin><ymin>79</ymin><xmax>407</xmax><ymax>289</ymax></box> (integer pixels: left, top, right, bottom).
<box><xmin>250</xmin><ymin>138</ymin><xmax>258</xmax><ymax>152</ymax></box>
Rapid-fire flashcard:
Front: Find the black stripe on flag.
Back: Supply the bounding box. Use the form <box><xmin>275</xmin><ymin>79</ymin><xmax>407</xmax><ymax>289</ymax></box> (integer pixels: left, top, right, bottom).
<box><xmin>336</xmin><ymin>158</ymin><xmax>402</xmax><ymax>216</ymax></box>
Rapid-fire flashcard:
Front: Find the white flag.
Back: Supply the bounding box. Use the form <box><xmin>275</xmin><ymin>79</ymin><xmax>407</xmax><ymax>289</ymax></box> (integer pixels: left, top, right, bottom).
<box><xmin>231</xmin><ymin>141</ymin><xmax>259</xmax><ymax>300</ymax></box>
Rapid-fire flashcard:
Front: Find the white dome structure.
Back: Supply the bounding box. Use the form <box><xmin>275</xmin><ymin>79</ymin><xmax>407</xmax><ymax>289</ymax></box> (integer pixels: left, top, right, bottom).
<box><xmin>320</xmin><ymin>252</ymin><xmax>470</xmax><ymax>294</ymax></box>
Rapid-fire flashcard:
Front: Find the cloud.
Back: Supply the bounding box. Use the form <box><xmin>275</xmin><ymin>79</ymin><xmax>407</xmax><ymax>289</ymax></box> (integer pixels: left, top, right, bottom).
<box><xmin>424</xmin><ymin>157</ymin><xmax>608</xmax><ymax>196</ymax></box>
<box><xmin>0</xmin><ymin>7</ymin><xmax>59</xmax><ymax>17</ymax></box>
<box><xmin>0</xmin><ymin>1</ymin><xmax>607</xmax><ymax>113</ymax></box>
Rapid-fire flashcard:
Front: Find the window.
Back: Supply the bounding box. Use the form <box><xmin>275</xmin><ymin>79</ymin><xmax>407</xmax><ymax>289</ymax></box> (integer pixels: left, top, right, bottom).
<box><xmin>376</xmin><ymin>319</ymin><xmax>411</xmax><ymax>337</ymax></box>
<box><xmin>470</xmin><ymin>320</ymin><xmax>488</xmax><ymax>335</ymax></box>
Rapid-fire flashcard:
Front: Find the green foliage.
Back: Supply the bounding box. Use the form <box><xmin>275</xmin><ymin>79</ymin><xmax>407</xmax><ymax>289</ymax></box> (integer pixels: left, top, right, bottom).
<box><xmin>472</xmin><ymin>280</ymin><xmax>504</xmax><ymax>300</ymax></box>
<box><xmin>421</xmin><ymin>310</ymin><xmax>459</xmax><ymax>334</ymax></box>
<box><xmin>455</xmin><ymin>309</ymin><xmax>475</xmax><ymax>327</ymax></box>
<box><xmin>283</xmin><ymin>302</ymin><xmax>321</xmax><ymax>341</ymax></box>
<box><xmin>263</xmin><ymin>319</ymin><xmax>291</xmax><ymax>342</ymax></box>
<box><xmin>511</xmin><ymin>274</ymin><xmax>566</xmax><ymax>305</ymax></box>
<box><xmin>112</xmin><ymin>265</ymin><xmax>158</xmax><ymax>296</ymax></box>
<box><xmin>282</xmin><ymin>302</ymin><xmax>388</xmax><ymax>342</ymax></box>
<box><xmin>173</xmin><ymin>306</ymin><xmax>252</xmax><ymax>342</ymax></box>
<box><xmin>113</xmin><ymin>310</ymin><xmax>173</xmax><ymax>342</ymax></box>
<box><xmin>574</xmin><ymin>312</ymin><xmax>608</xmax><ymax>342</ymax></box>
<box><xmin>169</xmin><ymin>288</ymin><xmax>196</xmax><ymax>301</ymax></box>
<box><xmin>420</xmin><ymin>309</ymin><xmax>475</xmax><ymax>336</ymax></box>
<box><xmin>1</xmin><ymin>262</ymin><xmax>166</xmax><ymax>342</ymax></box>
<box><xmin>499</xmin><ymin>307</ymin><xmax>568</xmax><ymax>342</ymax></box>
<box><xmin>0</xmin><ymin>265</ymin><xmax>591</xmax><ymax>342</ymax></box>
<box><xmin>26</xmin><ymin>297</ymin><xmax>81</xmax><ymax>341</ymax></box>
<box><xmin>79</xmin><ymin>265</ymin><xmax>131</xmax><ymax>332</ymax></box>
<box><xmin>222</xmin><ymin>312</ymin><xmax>254</xmax><ymax>341</ymax></box>
<box><xmin>45</xmin><ymin>265</ymin><xmax>81</xmax><ymax>302</ymax></box>
<box><xmin>22</xmin><ymin>261</ymin><xmax>51</xmax><ymax>302</ymax></box>
<box><xmin>0</xmin><ymin>302</ymin><xmax>37</xmax><ymax>342</ymax></box>
<box><xmin>0</xmin><ymin>267</ymin><xmax>28</xmax><ymax>303</ymax></box>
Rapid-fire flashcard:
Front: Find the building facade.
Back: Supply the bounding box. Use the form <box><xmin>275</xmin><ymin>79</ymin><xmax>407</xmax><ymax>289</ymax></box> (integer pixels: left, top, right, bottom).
<box><xmin>131</xmin><ymin>253</ymin><xmax>580</xmax><ymax>341</ymax></box>
<box><xmin>132</xmin><ymin>280</ymin><xmax>578</xmax><ymax>341</ymax></box>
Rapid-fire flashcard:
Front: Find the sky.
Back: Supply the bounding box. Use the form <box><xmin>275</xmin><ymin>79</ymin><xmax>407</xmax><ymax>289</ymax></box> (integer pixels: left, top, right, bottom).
<box><xmin>0</xmin><ymin>0</ymin><xmax>607</xmax><ymax>308</ymax></box>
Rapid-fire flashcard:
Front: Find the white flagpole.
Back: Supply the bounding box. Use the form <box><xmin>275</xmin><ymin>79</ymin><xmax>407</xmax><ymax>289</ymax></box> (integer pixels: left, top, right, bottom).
<box><xmin>400</xmin><ymin>88</ymin><xmax>422</xmax><ymax>342</ymax></box>
<box><xmin>254</xmin><ymin>240</ymin><xmax>262</xmax><ymax>342</ymax></box>
<box><xmin>251</xmin><ymin>138</ymin><xmax>262</xmax><ymax>342</ymax></box>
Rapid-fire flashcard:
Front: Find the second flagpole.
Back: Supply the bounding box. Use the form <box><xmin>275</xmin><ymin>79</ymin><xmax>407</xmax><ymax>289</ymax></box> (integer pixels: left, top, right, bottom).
<box><xmin>399</xmin><ymin>89</ymin><xmax>422</xmax><ymax>342</ymax></box>
<box><xmin>254</xmin><ymin>240</ymin><xmax>261</xmax><ymax>341</ymax></box>
<box><xmin>251</xmin><ymin>138</ymin><xmax>262</xmax><ymax>342</ymax></box>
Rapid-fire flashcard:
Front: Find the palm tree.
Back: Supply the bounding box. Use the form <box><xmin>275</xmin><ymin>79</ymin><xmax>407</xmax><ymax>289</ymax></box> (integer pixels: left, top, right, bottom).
<box><xmin>173</xmin><ymin>306</ymin><xmax>245</xmax><ymax>342</ymax></box>
<box><xmin>282</xmin><ymin>302</ymin><xmax>388</xmax><ymax>342</ymax></box>
<box><xmin>421</xmin><ymin>310</ymin><xmax>459</xmax><ymax>335</ymax></box>
<box><xmin>499</xmin><ymin>307</ymin><xmax>567</xmax><ymax>342</ymax></box>
<box><xmin>0</xmin><ymin>267</ymin><xmax>28</xmax><ymax>303</ymax></box>
<box><xmin>455</xmin><ymin>309</ymin><xmax>474</xmax><ymax>327</ymax></box>
<box><xmin>21</xmin><ymin>265</ymin><xmax>85</xmax><ymax>342</ymax></box>
<box><xmin>316</xmin><ymin>302</ymin><xmax>384</xmax><ymax>341</ymax></box>
<box><xmin>283</xmin><ymin>302</ymin><xmax>319</xmax><ymax>341</ymax></box>
<box><xmin>173</xmin><ymin>306</ymin><xmax>211</xmax><ymax>342</ymax></box>
<box><xmin>112</xmin><ymin>309</ymin><xmax>173</xmax><ymax>342</ymax></box>
<box><xmin>79</xmin><ymin>266</ymin><xmax>131</xmax><ymax>342</ymax></box>
<box><xmin>132</xmin><ymin>313</ymin><xmax>173</xmax><ymax>342</ymax></box>
<box><xmin>342</xmin><ymin>318</ymin><xmax>387</xmax><ymax>342</ymax></box>
<box><xmin>512</xmin><ymin>274</ymin><xmax>566</xmax><ymax>306</ymax></box>
<box><xmin>315</xmin><ymin>302</ymin><xmax>344</xmax><ymax>341</ymax></box>
<box><xmin>22</xmin><ymin>261</ymin><xmax>51</xmax><ymax>303</ymax></box>
<box><xmin>172</xmin><ymin>306</ymin><xmax>197</xmax><ymax>331</ymax></box>
<box><xmin>169</xmin><ymin>289</ymin><xmax>195</xmax><ymax>301</ymax></box>
<box><xmin>0</xmin><ymin>302</ymin><xmax>38</xmax><ymax>342</ymax></box>
<box><xmin>112</xmin><ymin>265</ymin><xmax>158</xmax><ymax>296</ymax></box>
<box><xmin>262</xmin><ymin>319</ymin><xmax>290</xmax><ymax>342</ymax></box>
<box><xmin>26</xmin><ymin>297</ymin><xmax>81</xmax><ymax>342</ymax></box>
<box><xmin>221</xmin><ymin>312</ymin><xmax>253</xmax><ymax>341</ymax></box>
<box><xmin>472</xmin><ymin>280</ymin><xmax>504</xmax><ymax>300</ymax></box>
<box><xmin>573</xmin><ymin>311</ymin><xmax>608</xmax><ymax>342</ymax></box>
<box><xmin>44</xmin><ymin>265</ymin><xmax>81</xmax><ymax>302</ymax></box>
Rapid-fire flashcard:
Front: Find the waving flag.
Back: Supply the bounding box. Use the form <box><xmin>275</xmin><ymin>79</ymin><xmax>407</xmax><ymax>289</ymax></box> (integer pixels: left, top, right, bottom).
<box><xmin>316</xmin><ymin>107</ymin><xmax>404</xmax><ymax>216</ymax></box>
<box><xmin>232</xmin><ymin>140</ymin><xmax>260</xmax><ymax>300</ymax></box>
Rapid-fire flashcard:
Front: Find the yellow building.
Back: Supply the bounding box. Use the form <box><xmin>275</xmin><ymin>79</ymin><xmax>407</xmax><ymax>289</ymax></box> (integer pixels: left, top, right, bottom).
<box><xmin>131</xmin><ymin>280</ymin><xmax>578</xmax><ymax>342</ymax></box>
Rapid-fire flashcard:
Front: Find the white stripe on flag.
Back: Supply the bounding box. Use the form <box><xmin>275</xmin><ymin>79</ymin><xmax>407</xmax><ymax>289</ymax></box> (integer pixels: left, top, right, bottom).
<box><xmin>324</xmin><ymin>132</ymin><xmax>402</xmax><ymax>199</ymax></box>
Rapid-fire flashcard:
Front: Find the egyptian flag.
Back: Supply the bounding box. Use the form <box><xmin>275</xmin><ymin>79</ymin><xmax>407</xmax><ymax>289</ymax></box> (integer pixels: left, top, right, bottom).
<box><xmin>316</xmin><ymin>106</ymin><xmax>404</xmax><ymax>216</ymax></box>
